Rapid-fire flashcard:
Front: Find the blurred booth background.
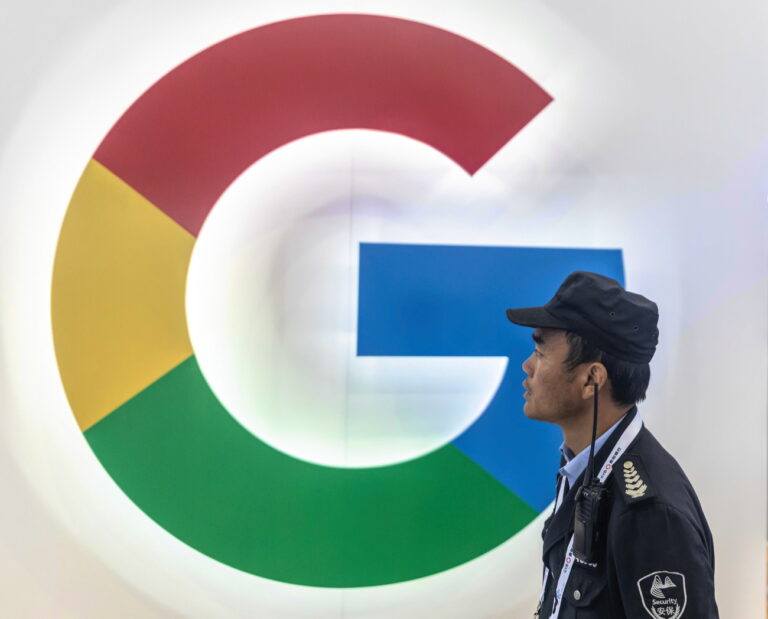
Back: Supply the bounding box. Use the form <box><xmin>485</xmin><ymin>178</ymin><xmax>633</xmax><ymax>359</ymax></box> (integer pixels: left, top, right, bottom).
<box><xmin>0</xmin><ymin>1</ymin><xmax>765</xmax><ymax>617</ymax></box>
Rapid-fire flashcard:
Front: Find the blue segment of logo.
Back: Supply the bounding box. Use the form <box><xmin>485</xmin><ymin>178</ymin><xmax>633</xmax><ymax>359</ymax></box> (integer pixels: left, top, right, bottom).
<box><xmin>357</xmin><ymin>243</ymin><xmax>625</xmax><ymax>512</ymax></box>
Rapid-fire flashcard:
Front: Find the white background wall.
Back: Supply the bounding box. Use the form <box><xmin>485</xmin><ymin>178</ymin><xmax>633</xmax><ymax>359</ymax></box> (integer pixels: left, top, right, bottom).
<box><xmin>0</xmin><ymin>1</ymin><xmax>765</xmax><ymax>617</ymax></box>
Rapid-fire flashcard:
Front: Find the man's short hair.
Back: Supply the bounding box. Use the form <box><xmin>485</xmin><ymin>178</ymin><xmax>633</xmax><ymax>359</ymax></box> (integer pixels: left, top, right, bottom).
<box><xmin>564</xmin><ymin>331</ymin><xmax>651</xmax><ymax>406</ymax></box>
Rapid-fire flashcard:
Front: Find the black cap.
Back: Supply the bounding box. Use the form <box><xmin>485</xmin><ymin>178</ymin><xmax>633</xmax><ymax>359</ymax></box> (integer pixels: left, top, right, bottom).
<box><xmin>505</xmin><ymin>271</ymin><xmax>659</xmax><ymax>363</ymax></box>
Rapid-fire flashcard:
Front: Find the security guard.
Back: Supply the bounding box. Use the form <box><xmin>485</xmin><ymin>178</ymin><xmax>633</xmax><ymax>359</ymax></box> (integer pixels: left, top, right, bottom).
<box><xmin>506</xmin><ymin>271</ymin><xmax>719</xmax><ymax>618</ymax></box>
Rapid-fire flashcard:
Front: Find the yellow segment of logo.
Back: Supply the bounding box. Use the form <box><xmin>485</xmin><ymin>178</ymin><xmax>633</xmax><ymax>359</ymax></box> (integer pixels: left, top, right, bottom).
<box><xmin>52</xmin><ymin>160</ymin><xmax>194</xmax><ymax>430</ymax></box>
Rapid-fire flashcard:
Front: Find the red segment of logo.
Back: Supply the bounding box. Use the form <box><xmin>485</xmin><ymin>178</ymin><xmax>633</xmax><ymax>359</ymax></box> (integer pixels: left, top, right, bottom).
<box><xmin>94</xmin><ymin>14</ymin><xmax>552</xmax><ymax>237</ymax></box>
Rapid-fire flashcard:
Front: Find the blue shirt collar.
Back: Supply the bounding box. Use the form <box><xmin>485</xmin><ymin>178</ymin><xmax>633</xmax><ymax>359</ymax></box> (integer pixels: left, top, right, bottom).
<box><xmin>558</xmin><ymin>410</ymin><xmax>639</xmax><ymax>489</ymax></box>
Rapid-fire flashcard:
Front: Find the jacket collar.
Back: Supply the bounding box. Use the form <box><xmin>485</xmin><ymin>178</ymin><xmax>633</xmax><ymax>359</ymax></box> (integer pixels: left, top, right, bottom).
<box><xmin>542</xmin><ymin>406</ymin><xmax>639</xmax><ymax>558</ymax></box>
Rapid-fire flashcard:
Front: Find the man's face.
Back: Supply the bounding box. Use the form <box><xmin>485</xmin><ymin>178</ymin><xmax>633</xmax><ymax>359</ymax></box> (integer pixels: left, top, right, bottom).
<box><xmin>521</xmin><ymin>328</ymin><xmax>583</xmax><ymax>423</ymax></box>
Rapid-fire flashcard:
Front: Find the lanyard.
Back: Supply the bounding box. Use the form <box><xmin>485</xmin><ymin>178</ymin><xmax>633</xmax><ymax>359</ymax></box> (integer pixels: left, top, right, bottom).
<box><xmin>535</xmin><ymin>414</ymin><xmax>643</xmax><ymax>619</ymax></box>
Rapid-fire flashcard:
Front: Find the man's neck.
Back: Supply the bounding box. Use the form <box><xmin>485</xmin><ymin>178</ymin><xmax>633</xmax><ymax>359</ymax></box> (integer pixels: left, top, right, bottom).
<box><xmin>560</xmin><ymin>402</ymin><xmax>633</xmax><ymax>455</ymax></box>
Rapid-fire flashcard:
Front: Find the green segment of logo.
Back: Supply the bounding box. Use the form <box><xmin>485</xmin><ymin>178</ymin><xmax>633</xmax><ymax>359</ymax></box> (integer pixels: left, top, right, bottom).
<box><xmin>85</xmin><ymin>356</ymin><xmax>536</xmax><ymax>587</ymax></box>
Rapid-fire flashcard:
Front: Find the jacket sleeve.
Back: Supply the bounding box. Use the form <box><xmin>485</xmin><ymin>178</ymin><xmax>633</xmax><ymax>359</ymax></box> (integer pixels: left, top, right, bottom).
<box><xmin>610</xmin><ymin>502</ymin><xmax>719</xmax><ymax>618</ymax></box>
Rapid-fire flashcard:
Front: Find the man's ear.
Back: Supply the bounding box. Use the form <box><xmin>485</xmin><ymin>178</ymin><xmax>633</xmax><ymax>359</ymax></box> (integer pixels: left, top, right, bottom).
<box><xmin>582</xmin><ymin>363</ymin><xmax>608</xmax><ymax>400</ymax></box>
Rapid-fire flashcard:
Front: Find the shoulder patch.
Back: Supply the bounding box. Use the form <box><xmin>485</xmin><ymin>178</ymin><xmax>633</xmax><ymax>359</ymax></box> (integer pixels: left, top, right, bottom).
<box><xmin>616</xmin><ymin>454</ymin><xmax>655</xmax><ymax>504</ymax></box>
<box><xmin>638</xmin><ymin>571</ymin><xmax>687</xmax><ymax>618</ymax></box>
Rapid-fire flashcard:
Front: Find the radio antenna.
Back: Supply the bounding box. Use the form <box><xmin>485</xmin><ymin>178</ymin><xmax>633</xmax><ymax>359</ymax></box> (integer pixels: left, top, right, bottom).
<box><xmin>584</xmin><ymin>382</ymin><xmax>599</xmax><ymax>484</ymax></box>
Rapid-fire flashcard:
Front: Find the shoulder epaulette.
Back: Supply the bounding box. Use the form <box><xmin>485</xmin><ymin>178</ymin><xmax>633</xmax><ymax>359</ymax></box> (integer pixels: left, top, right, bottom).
<box><xmin>614</xmin><ymin>453</ymin><xmax>656</xmax><ymax>504</ymax></box>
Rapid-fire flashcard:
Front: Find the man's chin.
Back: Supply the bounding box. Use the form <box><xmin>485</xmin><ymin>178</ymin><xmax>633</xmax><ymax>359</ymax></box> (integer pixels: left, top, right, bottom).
<box><xmin>522</xmin><ymin>401</ymin><xmax>540</xmax><ymax>420</ymax></box>
<box><xmin>523</xmin><ymin>400</ymin><xmax>552</xmax><ymax>423</ymax></box>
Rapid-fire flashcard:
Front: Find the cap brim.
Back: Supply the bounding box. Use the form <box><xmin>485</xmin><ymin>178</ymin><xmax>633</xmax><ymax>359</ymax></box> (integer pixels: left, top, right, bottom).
<box><xmin>505</xmin><ymin>306</ymin><xmax>569</xmax><ymax>329</ymax></box>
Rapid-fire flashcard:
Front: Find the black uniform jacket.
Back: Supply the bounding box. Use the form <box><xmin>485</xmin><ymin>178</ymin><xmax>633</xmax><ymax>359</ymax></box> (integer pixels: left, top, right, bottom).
<box><xmin>539</xmin><ymin>409</ymin><xmax>719</xmax><ymax>618</ymax></box>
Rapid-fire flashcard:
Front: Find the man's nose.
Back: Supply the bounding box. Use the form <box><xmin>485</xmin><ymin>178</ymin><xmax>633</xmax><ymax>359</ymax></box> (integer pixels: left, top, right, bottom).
<box><xmin>522</xmin><ymin>354</ymin><xmax>533</xmax><ymax>376</ymax></box>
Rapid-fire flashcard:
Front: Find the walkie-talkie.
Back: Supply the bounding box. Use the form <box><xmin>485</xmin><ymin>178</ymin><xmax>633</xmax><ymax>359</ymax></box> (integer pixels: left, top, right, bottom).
<box><xmin>572</xmin><ymin>381</ymin><xmax>611</xmax><ymax>564</ymax></box>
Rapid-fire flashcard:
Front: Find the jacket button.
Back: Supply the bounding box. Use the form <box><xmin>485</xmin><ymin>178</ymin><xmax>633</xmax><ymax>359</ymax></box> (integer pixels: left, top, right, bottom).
<box><xmin>573</xmin><ymin>590</ymin><xmax>581</xmax><ymax>601</ymax></box>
